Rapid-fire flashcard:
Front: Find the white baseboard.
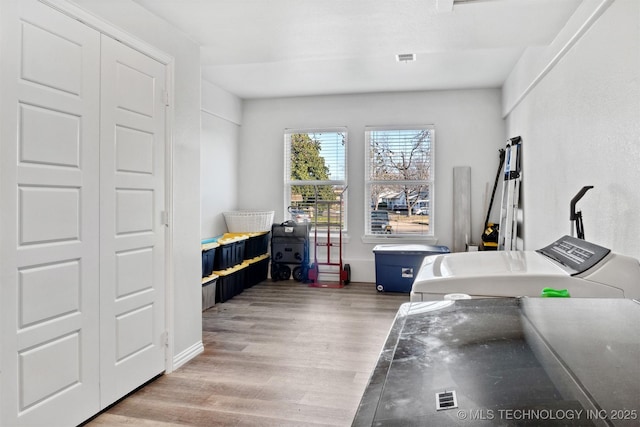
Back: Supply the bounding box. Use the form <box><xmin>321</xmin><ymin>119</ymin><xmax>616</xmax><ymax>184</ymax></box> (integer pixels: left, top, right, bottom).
<box><xmin>343</xmin><ymin>258</ymin><xmax>376</xmax><ymax>283</ymax></box>
<box><xmin>172</xmin><ymin>340</ymin><xmax>204</xmax><ymax>370</ymax></box>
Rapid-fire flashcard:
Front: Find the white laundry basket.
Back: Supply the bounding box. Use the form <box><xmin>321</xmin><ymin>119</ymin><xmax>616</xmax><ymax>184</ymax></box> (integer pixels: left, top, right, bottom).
<box><xmin>223</xmin><ymin>210</ymin><xmax>274</xmax><ymax>233</ymax></box>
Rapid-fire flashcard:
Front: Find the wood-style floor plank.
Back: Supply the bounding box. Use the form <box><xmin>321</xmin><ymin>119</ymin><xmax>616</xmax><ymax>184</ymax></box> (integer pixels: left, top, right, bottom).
<box><xmin>85</xmin><ymin>281</ymin><xmax>409</xmax><ymax>426</ymax></box>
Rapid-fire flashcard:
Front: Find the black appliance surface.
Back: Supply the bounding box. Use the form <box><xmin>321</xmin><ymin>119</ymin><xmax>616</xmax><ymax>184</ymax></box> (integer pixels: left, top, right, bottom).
<box><xmin>536</xmin><ymin>235</ymin><xmax>611</xmax><ymax>275</ymax></box>
<box><xmin>353</xmin><ymin>298</ymin><xmax>639</xmax><ymax>426</ymax></box>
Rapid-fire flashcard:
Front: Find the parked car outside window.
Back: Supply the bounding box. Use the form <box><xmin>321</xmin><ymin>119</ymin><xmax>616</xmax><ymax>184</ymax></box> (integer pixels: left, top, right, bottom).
<box><xmin>371</xmin><ymin>210</ymin><xmax>392</xmax><ymax>234</ymax></box>
<box><xmin>288</xmin><ymin>207</ymin><xmax>310</xmax><ymax>223</ymax></box>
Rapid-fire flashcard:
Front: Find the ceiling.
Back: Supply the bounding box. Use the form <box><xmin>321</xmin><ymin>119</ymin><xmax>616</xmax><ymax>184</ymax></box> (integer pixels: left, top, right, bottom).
<box><xmin>132</xmin><ymin>0</ymin><xmax>583</xmax><ymax>99</ymax></box>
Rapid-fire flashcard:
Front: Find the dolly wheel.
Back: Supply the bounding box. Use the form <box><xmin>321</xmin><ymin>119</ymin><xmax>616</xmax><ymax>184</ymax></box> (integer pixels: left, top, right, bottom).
<box><xmin>279</xmin><ymin>265</ymin><xmax>291</xmax><ymax>280</ymax></box>
<box><xmin>271</xmin><ymin>263</ymin><xmax>280</xmax><ymax>282</ymax></box>
<box><xmin>342</xmin><ymin>264</ymin><xmax>351</xmax><ymax>285</ymax></box>
<box><xmin>307</xmin><ymin>263</ymin><xmax>318</xmax><ymax>282</ymax></box>
<box><xmin>376</xmin><ymin>284</ymin><xmax>384</xmax><ymax>292</ymax></box>
<box><xmin>292</xmin><ymin>266</ymin><xmax>304</xmax><ymax>282</ymax></box>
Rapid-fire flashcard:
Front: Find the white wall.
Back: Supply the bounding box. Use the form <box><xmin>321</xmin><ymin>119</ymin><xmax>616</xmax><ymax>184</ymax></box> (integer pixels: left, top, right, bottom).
<box><xmin>503</xmin><ymin>0</ymin><xmax>640</xmax><ymax>259</ymax></box>
<box><xmin>201</xmin><ymin>81</ymin><xmax>241</xmax><ymax>239</ymax></box>
<box><xmin>239</xmin><ymin>90</ymin><xmax>505</xmax><ymax>282</ymax></box>
<box><xmin>71</xmin><ymin>0</ymin><xmax>203</xmax><ymax>366</ymax></box>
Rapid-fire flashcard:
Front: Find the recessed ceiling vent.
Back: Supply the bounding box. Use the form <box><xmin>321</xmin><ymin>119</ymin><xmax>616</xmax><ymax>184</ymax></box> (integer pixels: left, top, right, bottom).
<box><xmin>396</xmin><ymin>53</ymin><xmax>416</xmax><ymax>63</ymax></box>
<box><xmin>435</xmin><ymin>390</ymin><xmax>458</xmax><ymax>411</ymax></box>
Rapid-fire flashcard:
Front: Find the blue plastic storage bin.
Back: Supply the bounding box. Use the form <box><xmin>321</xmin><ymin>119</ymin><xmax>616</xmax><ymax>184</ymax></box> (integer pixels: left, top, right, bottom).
<box><xmin>201</xmin><ymin>242</ymin><xmax>219</xmax><ymax>278</ymax></box>
<box><xmin>373</xmin><ymin>244</ymin><xmax>450</xmax><ymax>293</ymax></box>
<box><xmin>215</xmin><ymin>263</ymin><xmax>248</xmax><ymax>303</ymax></box>
<box><xmin>243</xmin><ymin>232</ymin><xmax>270</xmax><ymax>260</ymax></box>
<box><xmin>214</xmin><ymin>234</ymin><xmax>248</xmax><ymax>270</ymax></box>
<box><xmin>245</xmin><ymin>254</ymin><xmax>270</xmax><ymax>289</ymax></box>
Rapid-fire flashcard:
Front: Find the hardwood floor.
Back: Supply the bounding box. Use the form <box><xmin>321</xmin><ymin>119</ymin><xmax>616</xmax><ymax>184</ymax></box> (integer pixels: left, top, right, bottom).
<box><xmin>86</xmin><ymin>281</ymin><xmax>409</xmax><ymax>426</ymax></box>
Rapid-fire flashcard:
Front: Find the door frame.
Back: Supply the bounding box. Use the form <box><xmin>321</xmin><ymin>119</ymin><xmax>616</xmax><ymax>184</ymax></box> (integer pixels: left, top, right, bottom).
<box><xmin>41</xmin><ymin>0</ymin><xmax>177</xmax><ymax>374</ymax></box>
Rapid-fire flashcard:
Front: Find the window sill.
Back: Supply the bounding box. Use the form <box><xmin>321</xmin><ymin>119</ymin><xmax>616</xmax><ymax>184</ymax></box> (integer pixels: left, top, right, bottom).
<box><xmin>361</xmin><ymin>235</ymin><xmax>439</xmax><ymax>245</ymax></box>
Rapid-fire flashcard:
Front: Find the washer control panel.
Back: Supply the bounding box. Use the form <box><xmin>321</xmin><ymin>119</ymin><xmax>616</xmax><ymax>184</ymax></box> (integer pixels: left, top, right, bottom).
<box><xmin>537</xmin><ymin>235</ymin><xmax>611</xmax><ymax>275</ymax></box>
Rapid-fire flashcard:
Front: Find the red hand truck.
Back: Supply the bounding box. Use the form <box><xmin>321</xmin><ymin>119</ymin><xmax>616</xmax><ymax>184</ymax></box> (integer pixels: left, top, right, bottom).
<box><xmin>307</xmin><ymin>187</ymin><xmax>351</xmax><ymax>288</ymax></box>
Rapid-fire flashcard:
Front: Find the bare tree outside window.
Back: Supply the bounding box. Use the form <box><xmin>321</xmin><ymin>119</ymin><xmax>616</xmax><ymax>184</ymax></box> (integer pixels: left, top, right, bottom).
<box><xmin>366</xmin><ymin>127</ymin><xmax>434</xmax><ymax>236</ymax></box>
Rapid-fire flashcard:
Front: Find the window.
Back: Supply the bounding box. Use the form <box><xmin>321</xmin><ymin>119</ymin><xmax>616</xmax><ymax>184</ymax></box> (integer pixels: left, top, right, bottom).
<box><xmin>284</xmin><ymin>128</ymin><xmax>347</xmax><ymax>231</ymax></box>
<box><xmin>365</xmin><ymin>126</ymin><xmax>434</xmax><ymax>237</ymax></box>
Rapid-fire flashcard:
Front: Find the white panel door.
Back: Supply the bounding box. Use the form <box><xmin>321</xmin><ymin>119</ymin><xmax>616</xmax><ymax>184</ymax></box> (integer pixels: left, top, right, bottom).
<box><xmin>99</xmin><ymin>35</ymin><xmax>167</xmax><ymax>407</ymax></box>
<box><xmin>0</xmin><ymin>0</ymin><xmax>101</xmax><ymax>425</ymax></box>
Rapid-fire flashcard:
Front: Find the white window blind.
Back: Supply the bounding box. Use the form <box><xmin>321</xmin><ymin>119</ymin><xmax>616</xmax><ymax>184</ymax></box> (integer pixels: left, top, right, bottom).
<box><xmin>365</xmin><ymin>126</ymin><xmax>434</xmax><ymax>236</ymax></box>
<box><xmin>284</xmin><ymin>128</ymin><xmax>347</xmax><ymax>230</ymax></box>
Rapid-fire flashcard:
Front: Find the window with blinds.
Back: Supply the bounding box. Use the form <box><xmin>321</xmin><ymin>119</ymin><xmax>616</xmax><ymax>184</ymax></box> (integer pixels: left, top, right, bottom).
<box><xmin>284</xmin><ymin>128</ymin><xmax>347</xmax><ymax>230</ymax></box>
<box><xmin>365</xmin><ymin>126</ymin><xmax>434</xmax><ymax>236</ymax></box>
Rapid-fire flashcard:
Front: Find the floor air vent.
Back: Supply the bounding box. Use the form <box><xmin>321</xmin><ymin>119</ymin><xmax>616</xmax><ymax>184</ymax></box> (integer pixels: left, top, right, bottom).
<box><xmin>435</xmin><ymin>390</ymin><xmax>458</xmax><ymax>410</ymax></box>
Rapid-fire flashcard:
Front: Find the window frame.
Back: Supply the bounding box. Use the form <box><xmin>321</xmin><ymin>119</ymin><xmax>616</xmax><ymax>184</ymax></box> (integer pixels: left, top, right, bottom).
<box><xmin>284</xmin><ymin>127</ymin><xmax>348</xmax><ymax>232</ymax></box>
<box><xmin>364</xmin><ymin>125</ymin><xmax>435</xmax><ymax>239</ymax></box>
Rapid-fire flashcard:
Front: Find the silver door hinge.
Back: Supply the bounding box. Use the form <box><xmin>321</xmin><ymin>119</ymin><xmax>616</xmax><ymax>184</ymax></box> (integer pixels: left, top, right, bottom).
<box><xmin>161</xmin><ymin>210</ymin><xmax>169</xmax><ymax>226</ymax></box>
<box><xmin>162</xmin><ymin>90</ymin><xmax>170</xmax><ymax>106</ymax></box>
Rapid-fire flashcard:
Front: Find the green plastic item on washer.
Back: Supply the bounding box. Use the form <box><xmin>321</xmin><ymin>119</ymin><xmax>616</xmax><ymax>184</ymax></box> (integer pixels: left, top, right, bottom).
<box><xmin>541</xmin><ymin>288</ymin><xmax>571</xmax><ymax>298</ymax></box>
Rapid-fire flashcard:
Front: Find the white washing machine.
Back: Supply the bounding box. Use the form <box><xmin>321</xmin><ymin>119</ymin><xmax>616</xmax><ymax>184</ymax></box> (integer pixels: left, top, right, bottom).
<box><xmin>410</xmin><ymin>235</ymin><xmax>640</xmax><ymax>301</ymax></box>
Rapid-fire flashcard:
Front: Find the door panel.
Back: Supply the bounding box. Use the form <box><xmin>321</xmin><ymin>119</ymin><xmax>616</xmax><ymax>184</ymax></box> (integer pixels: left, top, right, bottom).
<box><xmin>115</xmin><ymin>126</ymin><xmax>154</xmax><ymax>173</ymax></box>
<box><xmin>20</xmin><ymin>20</ymin><xmax>84</xmax><ymax>96</ymax></box>
<box><xmin>116</xmin><ymin>189</ymin><xmax>155</xmax><ymax>234</ymax></box>
<box><xmin>116</xmin><ymin>248</ymin><xmax>154</xmax><ymax>296</ymax></box>
<box><xmin>18</xmin><ymin>259</ymin><xmax>80</xmax><ymax>327</ymax></box>
<box><xmin>115</xmin><ymin>62</ymin><xmax>157</xmax><ymax>117</ymax></box>
<box><xmin>19</xmin><ymin>186</ymin><xmax>80</xmax><ymax>244</ymax></box>
<box><xmin>19</xmin><ymin>333</ymin><xmax>81</xmax><ymax>409</ymax></box>
<box><xmin>2</xmin><ymin>2</ymin><xmax>169</xmax><ymax>425</ymax></box>
<box><xmin>116</xmin><ymin>304</ymin><xmax>155</xmax><ymax>360</ymax></box>
<box><xmin>99</xmin><ymin>35</ymin><xmax>167</xmax><ymax>407</ymax></box>
<box><xmin>19</xmin><ymin>104</ymin><xmax>81</xmax><ymax>167</ymax></box>
<box><xmin>1</xmin><ymin>1</ymin><xmax>101</xmax><ymax>425</ymax></box>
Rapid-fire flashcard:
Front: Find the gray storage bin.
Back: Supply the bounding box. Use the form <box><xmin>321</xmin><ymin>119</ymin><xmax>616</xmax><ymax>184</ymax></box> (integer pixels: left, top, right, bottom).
<box><xmin>202</xmin><ymin>276</ymin><xmax>217</xmax><ymax>310</ymax></box>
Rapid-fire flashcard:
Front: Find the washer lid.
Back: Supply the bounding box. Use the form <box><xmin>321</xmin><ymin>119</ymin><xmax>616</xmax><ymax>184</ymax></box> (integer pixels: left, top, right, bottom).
<box><xmin>415</xmin><ymin>251</ymin><xmax>566</xmax><ymax>282</ymax></box>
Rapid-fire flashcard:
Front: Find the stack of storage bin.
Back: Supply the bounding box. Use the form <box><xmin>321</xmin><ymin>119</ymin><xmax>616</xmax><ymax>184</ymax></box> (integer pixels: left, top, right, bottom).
<box><xmin>215</xmin><ymin>262</ymin><xmax>247</xmax><ymax>303</ymax></box>
<box><xmin>201</xmin><ymin>241</ymin><xmax>219</xmax><ymax>310</ymax></box>
<box><xmin>240</xmin><ymin>232</ymin><xmax>271</xmax><ymax>289</ymax></box>
<box><xmin>213</xmin><ymin>234</ymin><xmax>248</xmax><ymax>303</ymax></box>
<box><xmin>214</xmin><ymin>234</ymin><xmax>247</xmax><ymax>270</ymax></box>
<box><xmin>213</xmin><ymin>231</ymin><xmax>270</xmax><ymax>303</ymax></box>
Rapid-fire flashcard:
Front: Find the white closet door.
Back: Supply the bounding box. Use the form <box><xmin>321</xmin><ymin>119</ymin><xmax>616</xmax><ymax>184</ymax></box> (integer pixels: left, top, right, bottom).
<box><xmin>99</xmin><ymin>35</ymin><xmax>167</xmax><ymax>407</ymax></box>
<box><xmin>0</xmin><ymin>1</ymin><xmax>101</xmax><ymax>425</ymax></box>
